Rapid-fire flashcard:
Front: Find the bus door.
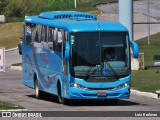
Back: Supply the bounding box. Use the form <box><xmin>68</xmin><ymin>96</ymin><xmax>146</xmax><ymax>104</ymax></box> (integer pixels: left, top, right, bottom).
<box><xmin>46</xmin><ymin>28</ymin><xmax>66</xmax><ymax>88</ymax></box>
<box><xmin>22</xmin><ymin>23</ymin><xmax>35</xmax><ymax>87</ymax></box>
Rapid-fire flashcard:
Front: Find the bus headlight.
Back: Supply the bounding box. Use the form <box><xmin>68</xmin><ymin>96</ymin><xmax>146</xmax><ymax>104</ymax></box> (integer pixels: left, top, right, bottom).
<box><xmin>70</xmin><ymin>83</ymin><xmax>88</xmax><ymax>90</ymax></box>
<box><xmin>114</xmin><ymin>82</ymin><xmax>130</xmax><ymax>90</ymax></box>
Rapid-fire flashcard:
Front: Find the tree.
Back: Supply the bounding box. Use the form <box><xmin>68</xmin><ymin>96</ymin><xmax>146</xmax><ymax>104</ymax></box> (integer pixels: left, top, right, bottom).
<box><xmin>4</xmin><ymin>0</ymin><xmax>43</xmax><ymax>17</ymax></box>
<box><xmin>5</xmin><ymin>0</ymin><xmax>22</xmax><ymax>17</ymax></box>
<box><xmin>0</xmin><ymin>0</ymin><xmax>9</xmax><ymax>14</ymax></box>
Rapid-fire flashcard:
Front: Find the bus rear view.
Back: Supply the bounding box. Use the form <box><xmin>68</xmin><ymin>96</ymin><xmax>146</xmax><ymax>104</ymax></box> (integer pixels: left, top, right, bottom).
<box><xmin>22</xmin><ymin>11</ymin><xmax>138</xmax><ymax>105</ymax></box>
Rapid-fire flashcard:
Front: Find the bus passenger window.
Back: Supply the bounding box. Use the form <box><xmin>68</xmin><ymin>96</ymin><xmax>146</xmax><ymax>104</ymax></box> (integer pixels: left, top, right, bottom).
<box><xmin>32</xmin><ymin>25</ymin><xmax>40</xmax><ymax>44</ymax></box>
<box><xmin>53</xmin><ymin>28</ymin><xmax>58</xmax><ymax>51</ymax></box>
<box><xmin>34</xmin><ymin>25</ymin><xmax>42</xmax><ymax>43</ymax></box>
<box><xmin>40</xmin><ymin>26</ymin><xmax>49</xmax><ymax>49</ymax></box>
<box><xmin>41</xmin><ymin>26</ymin><xmax>45</xmax><ymax>42</ymax></box>
<box><xmin>44</xmin><ymin>26</ymin><xmax>48</xmax><ymax>42</ymax></box>
<box><xmin>48</xmin><ymin>27</ymin><xmax>54</xmax><ymax>50</ymax></box>
<box><xmin>34</xmin><ymin>31</ymin><xmax>38</xmax><ymax>43</ymax></box>
<box><xmin>25</xmin><ymin>23</ymin><xmax>34</xmax><ymax>45</ymax></box>
<box><xmin>31</xmin><ymin>25</ymin><xmax>42</xmax><ymax>48</ymax></box>
<box><xmin>57</xmin><ymin>30</ymin><xmax>62</xmax><ymax>52</ymax></box>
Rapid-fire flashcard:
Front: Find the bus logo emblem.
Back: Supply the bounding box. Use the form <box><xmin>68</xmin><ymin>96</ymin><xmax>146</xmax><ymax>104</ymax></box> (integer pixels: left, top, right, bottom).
<box><xmin>102</xmin><ymin>69</ymin><xmax>108</xmax><ymax>76</ymax></box>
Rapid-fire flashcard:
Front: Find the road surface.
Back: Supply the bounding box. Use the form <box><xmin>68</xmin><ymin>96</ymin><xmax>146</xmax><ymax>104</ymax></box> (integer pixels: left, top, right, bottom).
<box><xmin>5</xmin><ymin>49</ymin><xmax>22</xmax><ymax>67</ymax></box>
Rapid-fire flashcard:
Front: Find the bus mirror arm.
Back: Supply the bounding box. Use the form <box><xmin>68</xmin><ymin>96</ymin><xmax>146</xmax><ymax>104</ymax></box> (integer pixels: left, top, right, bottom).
<box><xmin>64</xmin><ymin>41</ymin><xmax>70</xmax><ymax>61</ymax></box>
<box><xmin>130</xmin><ymin>40</ymin><xmax>139</xmax><ymax>58</ymax></box>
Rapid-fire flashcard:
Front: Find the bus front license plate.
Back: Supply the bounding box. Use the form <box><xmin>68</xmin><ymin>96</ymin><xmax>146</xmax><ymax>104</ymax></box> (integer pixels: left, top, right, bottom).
<box><xmin>97</xmin><ymin>92</ymin><xmax>107</xmax><ymax>97</ymax></box>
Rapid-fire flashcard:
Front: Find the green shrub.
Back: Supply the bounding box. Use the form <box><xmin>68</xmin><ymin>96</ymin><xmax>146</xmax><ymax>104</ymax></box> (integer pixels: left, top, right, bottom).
<box><xmin>3</xmin><ymin>0</ymin><xmax>115</xmax><ymax>22</ymax></box>
<box><xmin>6</xmin><ymin>17</ymin><xmax>24</xmax><ymax>23</ymax></box>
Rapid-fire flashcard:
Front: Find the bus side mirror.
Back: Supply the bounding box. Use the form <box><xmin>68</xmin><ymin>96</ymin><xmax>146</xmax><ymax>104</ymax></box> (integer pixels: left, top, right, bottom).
<box><xmin>130</xmin><ymin>40</ymin><xmax>139</xmax><ymax>58</ymax></box>
<box><xmin>64</xmin><ymin>41</ymin><xmax>70</xmax><ymax>61</ymax></box>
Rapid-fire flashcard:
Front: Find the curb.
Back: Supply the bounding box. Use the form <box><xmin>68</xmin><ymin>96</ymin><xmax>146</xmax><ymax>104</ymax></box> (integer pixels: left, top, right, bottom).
<box><xmin>0</xmin><ymin>109</ymin><xmax>28</xmax><ymax>112</ymax></box>
<box><xmin>9</xmin><ymin>66</ymin><xmax>22</xmax><ymax>71</ymax></box>
<box><xmin>131</xmin><ymin>89</ymin><xmax>158</xmax><ymax>99</ymax></box>
<box><xmin>5</xmin><ymin>47</ymin><xmax>18</xmax><ymax>53</ymax></box>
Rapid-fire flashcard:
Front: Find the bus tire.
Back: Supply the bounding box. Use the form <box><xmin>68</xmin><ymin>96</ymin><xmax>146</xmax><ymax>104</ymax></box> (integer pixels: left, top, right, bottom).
<box><xmin>57</xmin><ymin>82</ymin><xmax>67</xmax><ymax>104</ymax></box>
<box><xmin>34</xmin><ymin>78</ymin><xmax>43</xmax><ymax>99</ymax></box>
<box><xmin>19</xmin><ymin>51</ymin><xmax>22</xmax><ymax>55</ymax></box>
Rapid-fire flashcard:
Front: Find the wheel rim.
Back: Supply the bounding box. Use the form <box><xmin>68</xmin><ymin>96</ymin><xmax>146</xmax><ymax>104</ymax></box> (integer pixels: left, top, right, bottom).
<box><xmin>58</xmin><ymin>94</ymin><xmax>62</xmax><ymax>103</ymax></box>
<box><xmin>58</xmin><ymin>88</ymin><xmax>63</xmax><ymax>103</ymax></box>
<box><xmin>58</xmin><ymin>83</ymin><xmax>63</xmax><ymax>103</ymax></box>
<box><xmin>35</xmin><ymin>80</ymin><xmax>39</xmax><ymax>98</ymax></box>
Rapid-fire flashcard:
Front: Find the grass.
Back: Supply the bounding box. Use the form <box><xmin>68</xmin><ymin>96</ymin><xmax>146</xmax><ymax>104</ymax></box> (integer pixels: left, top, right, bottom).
<box><xmin>6</xmin><ymin>17</ymin><xmax>24</xmax><ymax>23</ymax></box>
<box><xmin>88</xmin><ymin>10</ymin><xmax>101</xmax><ymax>16</ymax></box>
<box><xmin>11</xmin><ymin>63</ymin><xmax>22</xmax><ymax>66</ymax></box>
<box><xmin>0</xmin><ymin>101</ymin><xmax>24</xmax><ymax>110</ymax></box>
<box><xmin>131</xmin><ymin>33</ymin><xmax>160</xmax><ymax>93</ymax></box>
<box><xmin>135</xmin><ymin>32</ymin><xmax>160</xmax><ymax>67</ymax></box>
<box><xmin>132</xmin><ymin>68</ymin><xmax>160</xmax><ymax>93</ymax></box>
<box><xmin>0</xmin><ymin>22</ymin><xmax>22</xmax><ymax>49</ymax></box>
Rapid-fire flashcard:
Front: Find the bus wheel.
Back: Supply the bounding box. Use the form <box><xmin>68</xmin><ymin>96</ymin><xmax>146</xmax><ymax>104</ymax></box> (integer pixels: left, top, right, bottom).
<box><xmin>34</xmin><ymin>78</ymin><xmax>43</xmax><ymax>99</ymax></box>
<box><xmin>109</xmin><ymin>99</ymin><xmax>118</xmax><ymax>105</ymax></box>
<box><xmin>57</xmin><ymin>82</ymin><xmax>67</xmax><ymax>104</ymax></box>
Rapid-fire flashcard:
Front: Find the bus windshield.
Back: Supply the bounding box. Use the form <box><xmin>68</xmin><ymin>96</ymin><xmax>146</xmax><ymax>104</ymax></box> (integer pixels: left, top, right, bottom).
<box><xmin>70</xmin><ymin>32</ymin><xmax>130</xmax><ymax>79</ymax></box>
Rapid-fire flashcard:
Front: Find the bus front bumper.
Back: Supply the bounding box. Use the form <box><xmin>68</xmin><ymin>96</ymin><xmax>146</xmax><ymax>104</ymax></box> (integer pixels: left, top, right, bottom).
<box><xmin>66</xmin><ymin>86</ymin><xmax>130</xmax><ymax>99</ymax></box>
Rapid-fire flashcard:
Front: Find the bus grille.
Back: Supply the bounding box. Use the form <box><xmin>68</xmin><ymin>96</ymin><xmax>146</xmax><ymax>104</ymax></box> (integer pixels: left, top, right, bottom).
<box><xmin>87</xmin><ymin>87</ymin><xmax>115</xmax><ymax>91</ymax></box>
<box><xmin>86</xmin><ymin>77</ymin><xmax>117</xmax><ymax>82</ymax></box>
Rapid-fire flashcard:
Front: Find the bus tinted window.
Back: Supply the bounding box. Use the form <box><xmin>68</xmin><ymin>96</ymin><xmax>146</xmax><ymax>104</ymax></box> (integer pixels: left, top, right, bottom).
<box><xmin>56</xmin><ymin>29</ymin><xmax>62</xmax><ymax>52</ymax></box>
<box><xmin>32</xmin><ymin>25</ymin><xmax>41</xmax><ymax>43</ymax></box>
<box><xmin>48</xmin><ymin>27</ymin><xmax>54</xmax><ymax>50</ymax></box>
<box><xmin>25</xmin><ymin>23</ymin><xmax>33</xmax><ymax>45</ymax></box>
<box><xmin>45</xmin><ymin>26</ymin><xmax>48</xmax><ymax>42</ymax></box>
<box><xmin>53</xmin><ymin>28</ymin><xmax>57</xmax><ymax>51</ymax></box>
<box><xmin>41</xmin><ymin>26</ymin><xmax>45</xmax><ymax>42</ymax></box>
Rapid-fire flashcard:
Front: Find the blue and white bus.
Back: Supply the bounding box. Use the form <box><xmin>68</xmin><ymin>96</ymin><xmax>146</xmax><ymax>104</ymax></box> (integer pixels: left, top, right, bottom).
<box><xmin>22</xmin><ymin>11</ymin><xmax>138</xmax><ymax>105</ymax></box>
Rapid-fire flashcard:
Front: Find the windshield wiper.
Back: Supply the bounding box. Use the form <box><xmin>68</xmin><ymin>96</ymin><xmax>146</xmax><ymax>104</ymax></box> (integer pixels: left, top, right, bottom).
<box><xmin>84</xmin><ymin>65</ymin><xmax>101</xmax><ymax>80</ymax></box>
<box><xmin>104</xmin><ymin>61</ymin><xmax>119</xmax><ymax>80</ymax></box>
<box><xmin>84</xmin><ymin>65</ymin><xmax>97</xmax><ymax>80</ymax></box>
<box><xmin>91</xmin><ymin>65</ymin><xmax>101</xmax><ymax>76</ymax></box>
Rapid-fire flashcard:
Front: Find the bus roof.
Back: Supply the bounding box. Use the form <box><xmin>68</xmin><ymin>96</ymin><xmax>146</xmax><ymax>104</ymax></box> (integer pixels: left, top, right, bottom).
<box><xmin>24</xmin><ymin>11</ymin><xmax>128</xmax><ymax>32</ymax></box>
